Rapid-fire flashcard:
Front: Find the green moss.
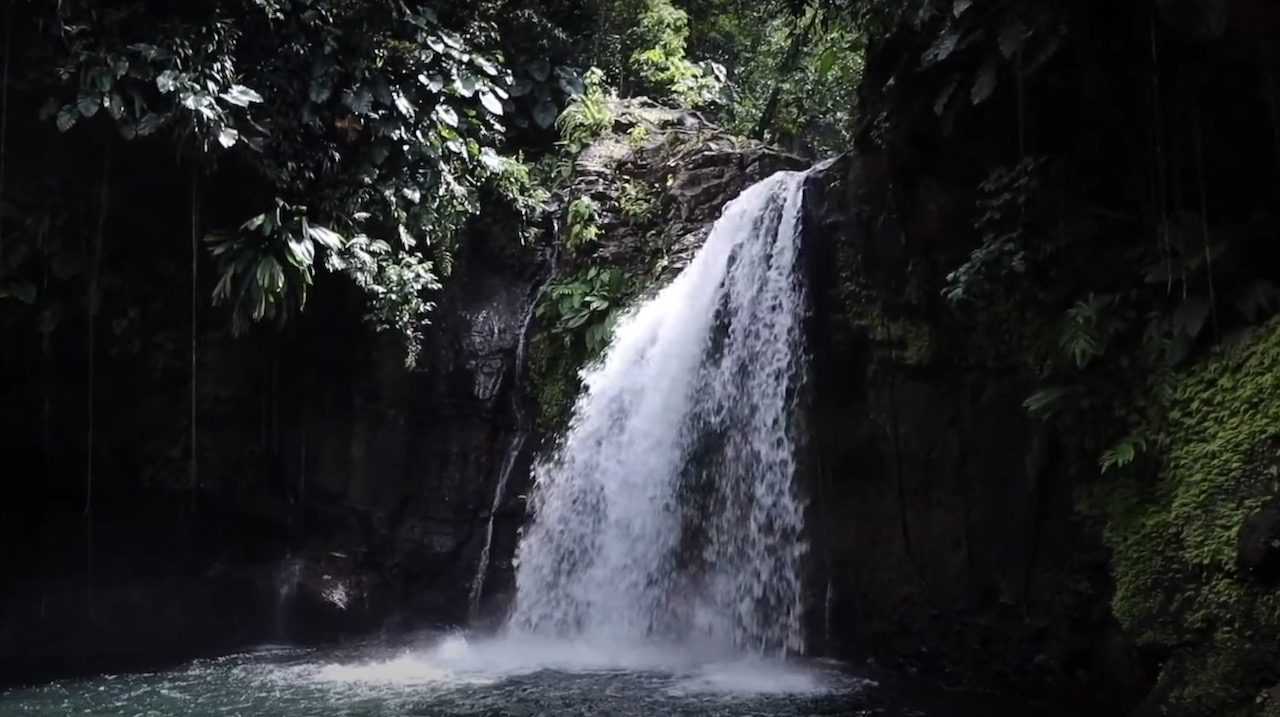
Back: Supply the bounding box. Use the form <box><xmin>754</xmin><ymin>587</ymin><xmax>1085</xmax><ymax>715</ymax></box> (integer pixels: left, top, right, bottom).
<box><xmin>1092</xmin><ymin>317</ymin><xmax>1280</xmax><ymax>715</ymax></box>
<box><xmin>527</xmin><ymin>330</ymin><xmax>582</xmax><ymax>434</ymax></box>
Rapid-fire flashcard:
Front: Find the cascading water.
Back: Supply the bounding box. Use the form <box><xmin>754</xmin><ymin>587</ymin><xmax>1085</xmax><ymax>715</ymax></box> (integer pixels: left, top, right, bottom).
<box><xmin>510</xmin><ymin>169</ymin><xmax>812</xmax><ymax>656</ymax></box>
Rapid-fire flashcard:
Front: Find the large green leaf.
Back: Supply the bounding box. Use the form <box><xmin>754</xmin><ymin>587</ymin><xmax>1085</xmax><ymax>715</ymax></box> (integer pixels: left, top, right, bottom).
<box><xmin>971</xmin><ymin>61</ymin><xmax>998</xmax><ymax>105</ymax></box>
<box><xmin>532</xmin><ymin>99</ymin><xmax>558</xmax><ymax>129</ymax></box>
<box><xmin>305</xmin><ymin>224</ymin><xmax>345</xmax><ymax>251</ymax></box>
<box><xmin>221</xmin><ymin>84</ymin><xmax>263</xmax><ymax>107</ymax></box>
<box><xmin>478</xmin><ymin>90</ymin><xmax>503</xmax><ymax>116</ymax></box>
<box><xmin>1173</xmin><ymin>296</ymin><xmax>1210</xmax><ymax>338</ymax></box>
<box><xmin>435</xmin><ymin>104</ymin><xmax>459</xmax><ymax>127</ymax></box>
<box><xmin>527</xmin><ymin>59</ymin><xmax>551</xmax><ymax>82</ymax></box>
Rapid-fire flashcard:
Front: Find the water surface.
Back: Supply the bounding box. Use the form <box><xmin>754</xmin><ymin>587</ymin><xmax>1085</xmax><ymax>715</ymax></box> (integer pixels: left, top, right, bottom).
<box><xmin>0</xmin><ymin>634</ymin><xmax>1060</xmax><ymax>716</ymax></box>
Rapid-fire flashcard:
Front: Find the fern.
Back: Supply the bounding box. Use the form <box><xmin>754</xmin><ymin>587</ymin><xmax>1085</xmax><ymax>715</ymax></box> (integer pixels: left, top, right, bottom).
<box><xmin>1023</xmin><ymin>385</ymin><xmax>1070</xmax><ymax>418</ymax></box>
<box><xmin>566</xmin><ymin>196</ymin><xmax>602</xmax><ymax>248</ymax></box>
<box><xmin>1100</xmin><ymin>434</ymin><xmax>1147</xmax><ymax>473</ymax></box>
<box><xmin>626</xmin><ymin>123</ymin><xmax>651</xmax><ymax>148</ymax></box>
<box><xmin>618</xmin><ymin>180</ymin><xmax>655</xmax><ymax>221</ymax></box>
<box><xmin>556</xmin><ymin>67</ymin><xmax>613</xmax><ymax>149</ymax></box>
<box><xmin>1059</xmin><ymin>293</ymin><xmax>1122</xmax><ymax>369</ymax></box>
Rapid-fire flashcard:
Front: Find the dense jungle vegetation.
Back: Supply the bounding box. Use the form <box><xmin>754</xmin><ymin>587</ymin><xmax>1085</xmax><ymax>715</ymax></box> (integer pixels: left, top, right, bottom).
<box><xmin>2</xmin><ymin>0</ymin><xmax>1280</xmax><ymax>714</ymax></box>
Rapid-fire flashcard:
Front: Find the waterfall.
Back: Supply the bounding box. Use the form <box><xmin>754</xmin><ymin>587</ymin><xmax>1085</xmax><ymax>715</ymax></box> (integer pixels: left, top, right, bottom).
<box><xmin>510</xmin><ymin>169</ymin><xmax>811</xmax><ymax>656</ymax></box>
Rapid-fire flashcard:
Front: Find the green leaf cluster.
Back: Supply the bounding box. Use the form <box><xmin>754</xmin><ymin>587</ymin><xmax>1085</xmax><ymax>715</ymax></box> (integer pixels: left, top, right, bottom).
<box><xmin>29</xmin><ymin>0</ymin><xmax>536</xmax><ymax>363</ymax></box>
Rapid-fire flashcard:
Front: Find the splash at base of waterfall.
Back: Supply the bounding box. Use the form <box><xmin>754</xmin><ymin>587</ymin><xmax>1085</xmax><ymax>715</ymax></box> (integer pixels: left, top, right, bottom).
<box><xmin>313</xmin><ymin>633</ymin><xmax>840</xmax><ymax>696</ymax></box>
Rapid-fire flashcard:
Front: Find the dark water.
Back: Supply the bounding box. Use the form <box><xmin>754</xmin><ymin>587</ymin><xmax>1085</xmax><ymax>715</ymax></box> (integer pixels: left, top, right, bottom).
<box><xmin>0</xmin><ymin>634</ymin><xmax>1059</xmax><ymax>716</ymax></box>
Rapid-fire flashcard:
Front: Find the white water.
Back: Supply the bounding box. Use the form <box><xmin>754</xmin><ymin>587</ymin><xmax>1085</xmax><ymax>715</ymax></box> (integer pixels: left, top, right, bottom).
<box><xmin>510</xmin><ymin>169</ymin><xmax>812</xmax><ymax>655</ymax></box>
<box><xmin>310</xmin><ymin>634</ymin><xmax>833</xmax><ymax>696</ymax></box>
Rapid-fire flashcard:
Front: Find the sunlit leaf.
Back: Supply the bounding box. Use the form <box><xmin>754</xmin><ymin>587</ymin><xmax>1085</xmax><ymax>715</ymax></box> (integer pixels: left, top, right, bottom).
<box><xmin>305</xmin><ymin>224</ymin><xmax>345</xmax><ymax>250</ymax></box>
<box><xmin>478</xmin><ymin>90</ymin><xmax>503</xmax><ymax>115</ymax></box>
<box><xmin>393</xmin><ymin>91</ymin><xmax>416</xmax><ymax>118</ymax></box>
<box><xmin>218</xmin><ymin>127</ymin><xmax>240</xmax><ymax>148</ymax></box>
<box><xmin>971</xmin><ymin>61</ymin><xmax>998</xmax><ymax>105</ymax></box>
<box><xmin>221</xmin><ymin>84</ymin><xmax>264</xmax><ymax>107</ymax></box>
<box><xmin>156</xmin><ymin>70</ymin><xmax>179</xmax><ymax>93</ymax></box>
<box><xmin>435</xmin><ymin>104</ymin><xmax>459</xmax><ymax>127</ymax></box>
<box><xmin>455</xmin><ymin>72</ymin><xmax>477</xmax><ymax>98</ymax></box>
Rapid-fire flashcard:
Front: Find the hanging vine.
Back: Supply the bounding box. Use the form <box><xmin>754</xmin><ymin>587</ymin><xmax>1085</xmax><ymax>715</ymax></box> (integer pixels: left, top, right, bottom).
<box><xmin>189</xmin><ymin>168</ymin><xmax>199</xmax><ymax>509</ymax></box>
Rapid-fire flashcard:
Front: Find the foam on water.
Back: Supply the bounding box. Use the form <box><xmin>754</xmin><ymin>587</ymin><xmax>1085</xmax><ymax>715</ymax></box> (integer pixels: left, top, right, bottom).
<box><xmin>311</xmin><ymin>653</ymin><xmax>457</xmax><ymax>686</ymax></box>
<box><xmin>305</xmin><ymin>633</ymin><xmax>844</xmax><ymax>697</ymax></box>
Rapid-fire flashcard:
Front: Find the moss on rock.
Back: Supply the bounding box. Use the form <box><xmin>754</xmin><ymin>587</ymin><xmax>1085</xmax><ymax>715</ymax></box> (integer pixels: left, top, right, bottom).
<box><xmin>527</xmin><ymin>330</ymin><xmax>581</xmax><ymax>434</ymax></box>
<box><xmin>1093</xmin><ymin>317</ymin><xmax>1280</xmax><ymax>715</ymax></box>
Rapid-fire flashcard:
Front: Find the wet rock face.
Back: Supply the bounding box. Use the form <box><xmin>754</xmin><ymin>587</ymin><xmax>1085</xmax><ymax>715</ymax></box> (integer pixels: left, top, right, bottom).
<box><xmin>274</xmin><ymin>552</ymin><xmax>393</xmax><ymax>643</ymax></box>
<box><xmin>563</xmin><ymin>98</ymin><xmax>806</xmax><ymax>283</ymax></box>
<box><xmin>277</xmin><ymin>244</ymin><xmax>544</xmax><ymax>629</ymax></box>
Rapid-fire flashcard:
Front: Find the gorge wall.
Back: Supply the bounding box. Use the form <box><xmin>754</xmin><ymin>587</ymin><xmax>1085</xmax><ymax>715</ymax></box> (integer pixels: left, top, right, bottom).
<box><xmin>4</xmin><ymin>47</ymin><xmax>1278</xmax><ymax>715</ymax></box>
<box><xmin>0</xmin><ymin>97</ymin><xmax>1135</xmax><ymax>708</ymax></box>
<box><xmin>0</xmin><ymin>224</ymin><xmax>547</xmax><ymax>680</ymax></box>
<box><xmin>800</xmin><ymin>156</ymin><xmax>1144</xmax><ymax>711</ymax></box>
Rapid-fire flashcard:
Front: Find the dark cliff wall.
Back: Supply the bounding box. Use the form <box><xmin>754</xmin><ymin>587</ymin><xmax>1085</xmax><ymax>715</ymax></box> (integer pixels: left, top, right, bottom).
<box><xmin>0</xmin><ymin>157</ymin><xmax>547</xmax><ymax>680</ymax></box>
<box><xmin>799</xmin><ymin>156</ymin><xmax>1148</xmax><ymax>712</ymax></box>
<box><xmin>801</xmin><ymin>1</ymin><xmax>1280</xmax><ymax>714</ymax></box>
<box><xmin>0</xmin><ymin>100</ymin><xmax>793</xmax><ymax>683</ymax></box>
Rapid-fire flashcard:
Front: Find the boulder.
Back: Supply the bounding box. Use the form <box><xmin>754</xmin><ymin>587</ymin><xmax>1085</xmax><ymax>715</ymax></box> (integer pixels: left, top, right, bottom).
<box><xmin>1238</xmin><ymin>508</ymin><xmax>1280</xmax><ymax>577</ymax></box>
